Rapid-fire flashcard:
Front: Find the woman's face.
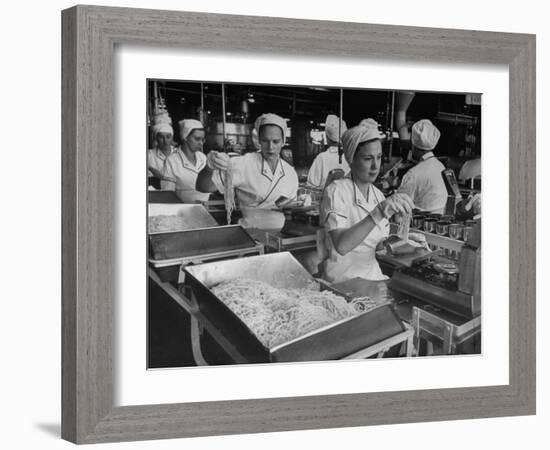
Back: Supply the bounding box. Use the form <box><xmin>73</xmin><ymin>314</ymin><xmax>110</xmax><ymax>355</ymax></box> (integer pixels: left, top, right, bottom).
<box><xmin>155</xmin><ymin>132</ymin><xmax>173</xmax><ymax>150</ymax></box>
<box><xmin>259</xmin><ymin>125</ymin><xmax>284</xmax><ymax>162</ymax></box>
<box><xmin>351</xmin><ymin>140</ymin><xmax>382</xmax><ymax>184</ymax></box>
<box><xmin>184</xmin><ymin>129</ymin><xmax>206</xmax><ymax>152</ymax></box>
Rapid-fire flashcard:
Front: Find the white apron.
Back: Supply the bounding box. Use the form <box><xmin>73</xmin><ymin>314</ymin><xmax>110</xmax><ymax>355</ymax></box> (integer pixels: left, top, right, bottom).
<box><xmin>161</xmin><ymin>149</ymin><xmax>210</xmax><ymax>203</ymax></box>
<box><xmin>319</xmin><ymin>177</ymin><xmax>390</xmax><ymax>283</ymax></box>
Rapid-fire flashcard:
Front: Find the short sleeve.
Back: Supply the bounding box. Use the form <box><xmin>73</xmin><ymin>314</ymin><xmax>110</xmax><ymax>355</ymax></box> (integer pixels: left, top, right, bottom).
<box><xmin>321</xmin><ymin>182</ymin><xmax>350</xmax><ymax>231</ymax></box>
<box><xmin>307</xmin><ymin>154</ymin><xmax>323</xmax><ymax>187</ymax></box>
<box><xmin>397</xmin><ymin>169</ymin><xmax>416</xmax><ymax>199</ymax></box>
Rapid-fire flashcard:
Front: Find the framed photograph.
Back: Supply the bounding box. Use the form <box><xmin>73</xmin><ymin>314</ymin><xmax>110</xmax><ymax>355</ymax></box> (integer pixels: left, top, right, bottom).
<box><xmin>62</xmin><ymin>5</ymin><xmax>535</xmax><ymax>444</ymax></box>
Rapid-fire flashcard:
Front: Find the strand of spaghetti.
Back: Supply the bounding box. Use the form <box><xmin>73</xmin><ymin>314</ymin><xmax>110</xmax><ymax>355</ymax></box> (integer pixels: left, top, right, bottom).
<box><xmin>223</xmin><ymin>167</ymin><xmax>235</xmax><ymax>225</ymax></box>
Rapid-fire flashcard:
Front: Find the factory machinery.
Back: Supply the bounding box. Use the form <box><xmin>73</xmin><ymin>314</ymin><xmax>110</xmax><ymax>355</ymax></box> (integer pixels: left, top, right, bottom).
<box><xmin>147</xmin><ymin>185</ymin><xmax>481</xmax><ymax>366</ymax></box>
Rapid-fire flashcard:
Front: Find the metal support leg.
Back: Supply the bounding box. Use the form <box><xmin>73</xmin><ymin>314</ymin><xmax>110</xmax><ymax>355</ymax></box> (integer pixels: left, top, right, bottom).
<box><xmin>190</xmin><ymin>316</ymin><xmax>208</xmax><ymax>366</ymax></box>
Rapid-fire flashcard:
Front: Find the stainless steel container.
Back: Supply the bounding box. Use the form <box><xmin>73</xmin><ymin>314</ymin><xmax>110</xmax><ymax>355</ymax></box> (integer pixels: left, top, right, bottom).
<box><xmin>184</xmin><ymin>252</ymin><xmax>406</xmax><ymax>363</ymax></box>
<box><xmin>448</xmin><ymin>223</ymin><xmax>464</xmax><ymax>240</ymax></box>
<box><xmin>462</xmin><ymin>226</ymin><xmax>473</xmax><ymax>242</ymax></box>
<box><xmin>435</xmin><ymin>221</ymin><xmax>450</xmax><ymax>236</ymax></box>
<box><xmin>411</xmin><ymin>215</ymin><xmax>424</xmax><ymax>229</ymax></box>
<box><xmin>148</xmin><ymin>203</ymin><xmax>218</xmax><ymax>234</ymax></box>
<box><xmin>423</xmin><ymin>218</ymin><xmax>437</xmax><ymax>233</ymax></box>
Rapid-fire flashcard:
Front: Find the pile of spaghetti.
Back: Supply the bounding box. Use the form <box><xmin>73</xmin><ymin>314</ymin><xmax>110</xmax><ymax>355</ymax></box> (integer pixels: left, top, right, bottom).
<box><xmin>148</xmin><ymin>215</ymin><xmax>189</xmax><ymax>233</ymax></box>
<box><xmin>211</xmin><ymin>278</ymin><xmax>377</xmax><ymax>349</ymax></box>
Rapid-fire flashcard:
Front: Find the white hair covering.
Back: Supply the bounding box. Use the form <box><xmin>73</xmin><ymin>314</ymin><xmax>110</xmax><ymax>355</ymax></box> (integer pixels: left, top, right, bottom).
<box><xmin>359</xmin><ymin>118</ymin><xmax>380</xmax><ymax>129</ymax></box>
<box><xmin>342</xmin><ymin>121</ymin><xmax>384</xmax><ymax>164</ymax></box>
<box><xmin>254</xmin><ymin>113</ymin><xmax>288</xmax><ymax>141</ymax></box>
<box><xmin>324</xmin><ymin>114</ymin><xmax>347</xmax><ymax>143</ymax></box>
<box><xmin>152</xmin><ymin>122</ymin><xmax>173</xmax><ymax>137</ymax></box>
<box><xmin>179</xmin><ymin>119</ymin><xmax>204</xmax><ymax>140</ymax></box>
<box><xmin>411</xmin><ymin>119</ymin><xmax>440</xmax><ymax>151</ymax></box>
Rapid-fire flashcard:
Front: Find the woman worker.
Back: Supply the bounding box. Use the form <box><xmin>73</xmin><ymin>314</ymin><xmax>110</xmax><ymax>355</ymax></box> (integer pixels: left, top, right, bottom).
<box><xmin>161</xmin><ymin>119</ymin><xmax>211</xmax><ymax>203</ymax></box>
<box><xmin>307</xmin><ymin>114</ymin><xmax>349</xmax><ymax>188</ymax></box>
<box><xmin>196</xmin><ymin>113</ymin><xmax>299</xmax><ymax>225</ymax></box>
<box><xmin>319</xmin><ymin>123</ymin><xmax>415</xmax><ymax>283</ymax></box>
<box><xmin>148</xmin><ymin>122</ymin><xmax>176</xmax><ymax>179</ymax></box>
<box><xmin>396</xmin><ymin>119</ymin><xmax>447</xmax><ymax>213</ymax></box>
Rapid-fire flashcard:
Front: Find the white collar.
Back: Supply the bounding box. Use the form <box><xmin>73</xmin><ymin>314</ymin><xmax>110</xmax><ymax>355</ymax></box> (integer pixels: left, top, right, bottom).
<box><xmin>155</xmin><ymin>146</ymin><xmax>175</xmax><ymax>158</ymax></box>
<box><xmin>421</xmin><ymin>151</ymin><xmax>435</xmax><ymax>161</ymax></box>
<box><xmin>260</xmin><ymin>154</ymin><xmax>284</xmax><ymax>180</ymax></box>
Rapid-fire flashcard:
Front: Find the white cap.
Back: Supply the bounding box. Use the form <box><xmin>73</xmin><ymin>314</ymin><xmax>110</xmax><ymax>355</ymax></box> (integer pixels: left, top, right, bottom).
<box><xmin>153</xmin><ymin>112</ymin><xmax>172</xmax><ymax>125</ymax></box>
<box><xmin>152</xmin><ymin>122</ymin><xmax>173</xmax><ymax>137</ymax></box>
<box><xmin>342</xmin><ymin>125</ymin><xmax>383</xmax><ymax>165</ymax></box>
<box><xmin>412</xmin><ymin>119</ymin><xmax>440</xmax><ymax>151</ymax></box>
<box><xmin>325</xmin><ymin>114</ymin><xmax>347</xmax><ymax>143</ymax></box>
<box><xmin>359</xmin><ymin>118</ymin><xmax>380</xmax><ymax>130</ymax></box>
<box><xmin>254</xmin><ymin>113</ymin><xmax>288</xmax><ymax>141</ymax></box>
<box><xmin>178</xmin><ymin>119</ymin><xmax>204</xmax><ymax>140</ymax></box>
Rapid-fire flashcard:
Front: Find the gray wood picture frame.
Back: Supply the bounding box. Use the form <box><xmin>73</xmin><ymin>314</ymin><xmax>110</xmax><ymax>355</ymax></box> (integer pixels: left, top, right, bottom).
<box><xmin>61</xmin><ymin>5</ymin><xmax>536</xmax><ymax>444</ymax></box>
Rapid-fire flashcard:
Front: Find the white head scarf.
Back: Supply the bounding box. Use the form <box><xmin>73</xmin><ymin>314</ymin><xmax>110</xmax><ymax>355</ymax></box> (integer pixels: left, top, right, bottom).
<box><xmin>324</xmin><ymin>114</ymin><xmax>347</xmax><ymax>143</ymax></box>
<box><xmin>359</xmin><ymin>118</ymin><xmax>380</xmax><ymax>130</ymax></box>
<box><xmin>411</xmin><ymin>119</ymin><xmax>440</xmax><ymax>151</ymax></box>
<box><xmin>251</xmin><ymin>128</ymin><xmax>260</xmax><ymax>150</ymax></box>
<box><xmin>152</xmin><ymin>122</ymin><xmax>173</xmax><ymax>138</ymax></box>
<box><xmin>153</xmin><ymin>112</ymin><xmax>172</xmax><ymax>125</ymax></box>
<box><xmin>254</xmin><ymin>113</ymin><xmax>288</xmax><ymax>141</ymax></box>
<box><xmin>342</xmin><ymin>123</ymin><xmax>384</xmax><ymax>165</ymax></box>
<box><xmin>178</xmin><ymin>119</ymin><xmax>204</xmax><ymax>140</ymax></box>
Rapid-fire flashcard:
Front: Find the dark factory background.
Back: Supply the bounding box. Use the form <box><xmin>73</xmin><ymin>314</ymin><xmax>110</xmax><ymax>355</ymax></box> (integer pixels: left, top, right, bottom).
<box><xmin>147</xmin><ymin>80</ymin><xmax>481</xmax><ymax>175</ymax></box>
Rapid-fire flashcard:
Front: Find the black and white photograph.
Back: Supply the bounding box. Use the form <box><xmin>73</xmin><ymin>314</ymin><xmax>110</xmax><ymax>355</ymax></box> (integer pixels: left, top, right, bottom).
<box><xmin>4</xmin><ymin>0</ymin><xmax>546</xmax><ymax>447</ymax></box>
<box><xmin>146</xmin><ymin>80</ymin><xmax>482</xmax><ymax>368</ymax></box>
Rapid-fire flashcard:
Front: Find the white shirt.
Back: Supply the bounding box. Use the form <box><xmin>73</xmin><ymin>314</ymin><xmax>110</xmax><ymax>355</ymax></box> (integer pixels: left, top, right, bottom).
<box><xmin>161</xmin><ymin>148</ymin><xmax>210</xmax><ymax>203</ymax></box>
<box><xmin>212</xmin><ymin>152</ymin><xmax>299</xmax><ymax>209</ymax></box>
<box><xmin>147</xmin><ymin>146</ymin><xmax>175</xmax><ymax>177</ymax></box>
<box><xmin>307</xmin><ymin>146</ymin><xmax>350</xmax><ymax>188</ymax></box>
<box><xmin>319</xmin><ymin>176</ymin><xmax>390</xmax><ymax>283</ymax></box>
<box><xmin>397</xmin><ymin>152</ymin><xmax>447</xmax><ymax>214</ymax></box>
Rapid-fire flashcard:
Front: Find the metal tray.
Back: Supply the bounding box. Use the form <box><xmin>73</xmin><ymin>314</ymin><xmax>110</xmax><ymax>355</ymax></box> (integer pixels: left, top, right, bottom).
<box><xmin>147</xmin><ymin>190</ymin><xmax>182</xmax><ymax>204</ymax></box>
<box><xmin>148</xmin><ymin>203</ymin><xmax>218</xmax><ymax>234</ymax></box>
<box><xmin>184</xmin><ymin>252</ymin><xmax>406</xmax><ymax>363</ymax></box>
<box><xmin>148</xmin><ymin>225</ymin><xmax>263</xmax><ymax>268</ymax></box>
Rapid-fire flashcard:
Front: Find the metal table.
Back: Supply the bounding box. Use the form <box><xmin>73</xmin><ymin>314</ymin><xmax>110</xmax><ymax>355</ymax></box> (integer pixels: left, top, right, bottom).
<box><xmin>148</xmin><ymin>264</ymin><xmax>414</xmax><ymax>366</ymax></box>
<box><xmin>328</xmin><ymin>277</ymin><xmax>481</xmax><ymax>356</ymax></box>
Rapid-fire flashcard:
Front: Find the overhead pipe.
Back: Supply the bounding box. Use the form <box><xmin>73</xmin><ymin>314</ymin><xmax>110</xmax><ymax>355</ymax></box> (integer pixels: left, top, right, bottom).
<box><xmin>221</xmin><ymin>83</ymin><xmax>226</xmax><ymax>151</ymax></box>
<box><xmin>200</xmin><ymin>83</ymin><xmax>204</xmax><ymax>124</ymax></box>
<box><xmin>338</xmin><ymin>88</ymin><xmax>344</xmax><ymax>164</ymax></box>
<box><xmin>388</xmin><ymin>91</ymin><xmax>396</xmax><ymax>160</ymax></box>
<box><xmin>394</xmin><ymin>91</ymin><xmax>415</xmax><ymax>159</ymax></box>
<box><xmin>394</xmin><ymin>91</ymin><xmax>415</xmax><ymax>141</ymax></box>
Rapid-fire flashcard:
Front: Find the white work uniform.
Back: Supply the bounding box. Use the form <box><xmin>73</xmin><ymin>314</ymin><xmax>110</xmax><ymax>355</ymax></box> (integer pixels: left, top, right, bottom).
<box><xmin>397</xmin><ymin>152</ymin><xmax>447</xmax><ymax>214</ymax></box>
<box><xmin>147</xmin><ymin>146</ymin><xmax>175</xmax><ymax>177</ymax></box>
<box><xmin>307</xmin><ymin>146</ymin><xmax>350</xmax><ymax>188</ymax></box>
<box><xmin>319</xmin><ymin>176</ymin><xmax>390</xmax><ymax>283</ymax></box>
<box><xmin>213</xmin><ymin>152</ymin><xmax>299</xmax><ymax>209</ymax></box>
<box><xmin>161</xmin><ymin>148</ymin><xmax>210</xmax><ymax>203</ymax></box>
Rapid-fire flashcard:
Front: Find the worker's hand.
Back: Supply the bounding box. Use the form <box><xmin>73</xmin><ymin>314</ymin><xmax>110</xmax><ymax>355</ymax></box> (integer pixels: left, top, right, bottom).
<box><xmin>464</xmin><ymin>193</ymin><xmax>481</xmax><ymax>218</ymax></box>
<box><xmin>408</xmin><ymin>232</ymin><xmax>426</xmax><ymax>244</ymax></box>
<box><xmin>408</xmin><ymin>231</ymin><xmax>430</xmax><ymax>250</ymax></box>
<box><xmin>378</xmin><ymin>193</ymin><xmax>415</xmax><ymax>218</ymax></box>
<box><xmin>148</xmin><ymin>167</ymin><xmax>163</xmax><ymax>179</ymax></box>
<box><xmin>206</xmin><ymin>150</ymin><xmax>231</xmax><ymax>171</ymax></box>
